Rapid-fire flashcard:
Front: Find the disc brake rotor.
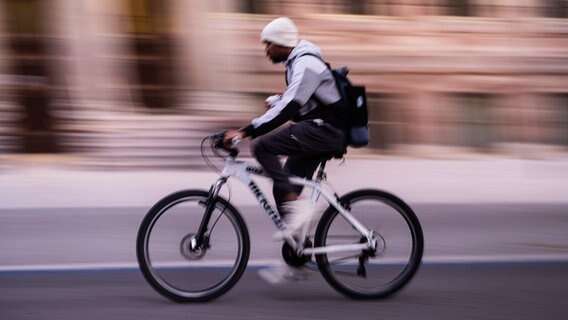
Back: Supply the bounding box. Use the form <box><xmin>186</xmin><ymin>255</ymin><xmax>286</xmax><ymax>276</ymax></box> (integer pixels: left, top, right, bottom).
<box><xmin>180</xmin><ymin>233</ymin><xmax>207</xmax><ymax>260</ymax></box>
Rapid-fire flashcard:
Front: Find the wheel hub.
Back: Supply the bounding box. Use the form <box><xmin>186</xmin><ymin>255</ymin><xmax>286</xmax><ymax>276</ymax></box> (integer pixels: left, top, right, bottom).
<box><xmin>180</xmin><ymin>233</ymin><xmax>207</xmax><ymax>260</ymax></box>
<box><xmin>371</xmin><ymin>231</ymin><xmax>386</xmax><ymax>257</ymax></box>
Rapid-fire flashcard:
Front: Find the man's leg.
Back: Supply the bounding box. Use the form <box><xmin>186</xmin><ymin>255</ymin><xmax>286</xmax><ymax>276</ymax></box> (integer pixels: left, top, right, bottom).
<box><xmin>284</xmin><ymin>154</ymin><xmax>325</xmax><ymax>196</ymax></box>
<box><xmin>255</xmin><ymin>121</ymin><xmax>346</xmax><ymax>284</ymax></box>
<box><xmin>252</xmin><ymin>125</ymin><xmax>302</xmax><ymax>207</ymax></box>
<box><xmin>252</xmin><ymin>121</ymin><xmax>345</xmax><ymax>210</ymax></box>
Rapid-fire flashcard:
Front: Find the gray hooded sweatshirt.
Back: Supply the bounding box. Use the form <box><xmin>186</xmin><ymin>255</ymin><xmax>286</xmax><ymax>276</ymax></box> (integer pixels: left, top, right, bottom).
<box><xmin>242</xmin><ymin>40</ymin><xmax>344</xmax><ymax>138</ymax></box>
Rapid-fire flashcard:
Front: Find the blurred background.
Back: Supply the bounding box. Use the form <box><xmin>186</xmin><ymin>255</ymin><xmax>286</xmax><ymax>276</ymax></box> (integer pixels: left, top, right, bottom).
<box><xmin>0</xmin><ymin>0</ymin><xmax>567</xmax><ymax>169</ymax></box>
<box><xmin>1</xmin><ymin>2</ymin><xmax>568</xmax><ymax>318</ymax></box>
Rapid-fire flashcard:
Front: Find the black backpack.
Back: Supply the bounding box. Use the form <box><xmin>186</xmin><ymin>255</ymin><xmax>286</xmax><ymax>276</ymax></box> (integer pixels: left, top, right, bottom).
<box><xmin>329</xmin><ymin>67</ymin><xmax>369</xmax><ymax>148</ymax></box>
<box><xmin>299</xmin><ymin>54</ymin><xmax>369</xmax><ymax>148</ymax></box>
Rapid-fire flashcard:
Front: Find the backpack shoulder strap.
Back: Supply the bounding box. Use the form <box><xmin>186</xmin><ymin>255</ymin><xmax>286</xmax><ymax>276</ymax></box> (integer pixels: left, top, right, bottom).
<box><xmin>295</xmin><ymin>53</ymin><xmax>331</xmax><ymax>69</ymax></box>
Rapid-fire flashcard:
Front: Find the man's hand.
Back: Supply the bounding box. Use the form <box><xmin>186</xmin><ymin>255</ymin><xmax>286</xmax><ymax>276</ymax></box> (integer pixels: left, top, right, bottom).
<box><xmin>264</xmin><ymin>94</ymin><xmax>281</xmax><ymax>110</ymax></box>
<box><xmin>223</xmin><ymin>130</ymin><xmax>245</xmax><ymax>147</ymax></box>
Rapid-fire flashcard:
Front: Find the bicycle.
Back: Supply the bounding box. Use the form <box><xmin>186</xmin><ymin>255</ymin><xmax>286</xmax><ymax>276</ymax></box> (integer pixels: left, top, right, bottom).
<box><xmin>136</xmin><ymin>132</ymin><xmax>424</xmax><ymax>302</ymax></box>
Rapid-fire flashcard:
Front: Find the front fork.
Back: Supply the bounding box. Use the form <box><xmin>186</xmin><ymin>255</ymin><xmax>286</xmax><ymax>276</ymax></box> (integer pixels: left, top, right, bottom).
<box><xmin>195</xmin><ymin>177</ymin><xmax>226</xmax><ymax>247</ymax></box>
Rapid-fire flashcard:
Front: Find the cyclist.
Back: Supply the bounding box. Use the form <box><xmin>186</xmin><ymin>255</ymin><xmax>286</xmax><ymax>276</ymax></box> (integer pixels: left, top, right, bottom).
<box><xmin>224</xmin><ymin>17</ymin><xmax>347</xmax><ymax>283</ymax></box>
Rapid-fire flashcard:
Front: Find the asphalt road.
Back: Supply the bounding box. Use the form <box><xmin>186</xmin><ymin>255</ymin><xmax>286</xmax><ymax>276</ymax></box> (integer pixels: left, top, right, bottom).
<box><xmin>1</xmin><ymin>262</ymin><xmax>567</xmax><ymax>320</ymax></box>
<box><xmin>1</xmin><ymin>204</ymin><xmax>568</xmax><ymax>319</ymax></box>
<box><xmin>1</xmin><ymin>204</ymin><xmax>568</xmax><ymax>267</ymax></box>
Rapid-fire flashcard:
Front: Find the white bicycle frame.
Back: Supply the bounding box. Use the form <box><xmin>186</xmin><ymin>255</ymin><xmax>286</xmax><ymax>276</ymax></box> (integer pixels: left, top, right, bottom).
<box><xmin>212</xmin><ymin>156</ymin><xmax>377</xmax><ymax>256</ymax></box>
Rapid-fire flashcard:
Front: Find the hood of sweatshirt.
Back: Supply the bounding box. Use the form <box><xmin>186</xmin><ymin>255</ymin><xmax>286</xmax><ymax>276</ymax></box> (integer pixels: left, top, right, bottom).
<box><xmin>285</xmin><ymin>40</ymin><xmax>322</xmax><ymax>66</ymax></box>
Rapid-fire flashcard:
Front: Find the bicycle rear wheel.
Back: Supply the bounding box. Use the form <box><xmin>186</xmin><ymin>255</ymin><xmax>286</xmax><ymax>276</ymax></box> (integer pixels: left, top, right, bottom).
<box><xmin>136</xmin><ymin>190</ymin><xmax>249</xmax><ymax>302</ymax></box>
<box><xmin>314</xmin><ymin>189</ymin><xmax>423</xmax><ymax>299</ymax></box>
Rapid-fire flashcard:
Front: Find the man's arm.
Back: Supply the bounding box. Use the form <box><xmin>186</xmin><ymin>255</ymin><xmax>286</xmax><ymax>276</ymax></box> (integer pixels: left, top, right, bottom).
<box><xmin>240</xmin><ymin>56</ymin><xmax>325</xmax><ymax>138</ymax></box>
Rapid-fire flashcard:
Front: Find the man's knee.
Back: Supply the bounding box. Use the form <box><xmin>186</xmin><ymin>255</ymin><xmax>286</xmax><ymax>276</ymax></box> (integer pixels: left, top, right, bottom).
<box><xmin>251</xmin><ymin>137</ymin><xmax>270</xmax><ymax>158</ymax></box>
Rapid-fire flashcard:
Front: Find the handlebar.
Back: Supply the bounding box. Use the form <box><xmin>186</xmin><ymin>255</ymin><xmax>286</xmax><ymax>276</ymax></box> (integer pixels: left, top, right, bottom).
<box><xmin>211</xmin><ymin>131</ymin><xmax>240</xmax><ymax>158</ymax></box>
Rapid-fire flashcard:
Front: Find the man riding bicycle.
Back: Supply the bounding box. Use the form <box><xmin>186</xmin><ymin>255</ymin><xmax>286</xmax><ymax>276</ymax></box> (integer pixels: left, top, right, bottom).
<box><xmin>224</xmin><ymin>17</ymin><xmax>347</xmax><ymax>283</ymax></box>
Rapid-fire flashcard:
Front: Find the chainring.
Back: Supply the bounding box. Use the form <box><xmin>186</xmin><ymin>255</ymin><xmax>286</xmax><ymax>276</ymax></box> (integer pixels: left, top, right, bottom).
<box><xmin>281</xmin><ymin>238</ymin><xmax>312</xmax><ymax>267</ymax></box>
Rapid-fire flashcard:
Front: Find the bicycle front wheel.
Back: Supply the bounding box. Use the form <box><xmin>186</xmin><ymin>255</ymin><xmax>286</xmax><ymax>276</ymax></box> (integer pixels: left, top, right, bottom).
<box><xmin>315</xmin><ymin>189</ymin><xmax>423</xmax><ymax>299</ymax></box>
<box><xmin>136</xmin><ymin>190</ymin><xmax>250</xmax><ymax>302</ymax></box>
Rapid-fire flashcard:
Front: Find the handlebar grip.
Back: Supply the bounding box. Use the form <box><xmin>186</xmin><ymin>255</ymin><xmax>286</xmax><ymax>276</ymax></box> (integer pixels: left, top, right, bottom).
<box><xmin>212</xmin><ymin>132</ymin><xmax>226</xmax><ymax>149</ymax></box>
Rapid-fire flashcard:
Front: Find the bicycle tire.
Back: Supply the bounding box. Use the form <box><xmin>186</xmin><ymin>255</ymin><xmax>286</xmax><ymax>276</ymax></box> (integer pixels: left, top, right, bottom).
<box><xmin>136</xmin><ymin>190</ymin><xmax>250</xmax><ymax>302</ymax></box>
<box><xmin>314</xmin><ymin>189</ymin><xmax>423</xmax><ymax>299</ymax></box>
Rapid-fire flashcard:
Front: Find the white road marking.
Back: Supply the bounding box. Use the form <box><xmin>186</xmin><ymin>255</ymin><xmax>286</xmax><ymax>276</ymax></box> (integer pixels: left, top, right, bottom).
<box><xmin>1</xmin><ymin>254</ymin><xmax>568</xmax><ymax>273</ymax></box>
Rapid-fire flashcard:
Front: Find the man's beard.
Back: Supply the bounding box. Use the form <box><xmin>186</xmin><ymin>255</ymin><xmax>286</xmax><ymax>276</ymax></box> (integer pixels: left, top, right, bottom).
<box><xmin>270</xmin><ymin>55</ymin><xmax>285</xmax><ymax>63</ymax></box>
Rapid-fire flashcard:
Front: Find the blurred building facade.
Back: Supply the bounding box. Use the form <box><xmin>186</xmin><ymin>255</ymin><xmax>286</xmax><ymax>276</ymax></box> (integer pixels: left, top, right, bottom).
<box><xmin>0</xmin><ymin>0</ymin><xmax>567</xmax><ymax>167</ymax></box>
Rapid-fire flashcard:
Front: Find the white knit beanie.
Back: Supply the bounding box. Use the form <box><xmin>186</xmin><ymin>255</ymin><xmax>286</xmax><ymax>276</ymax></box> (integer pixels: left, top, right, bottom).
<box><xmin>261</xmin><ymin>17</ymin><xmax>299</xmax><ymax>48</ymax></box>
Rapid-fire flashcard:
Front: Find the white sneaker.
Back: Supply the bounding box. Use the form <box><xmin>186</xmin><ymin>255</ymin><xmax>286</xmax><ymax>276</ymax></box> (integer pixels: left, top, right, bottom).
<box><xmin>258</xmin><ymin>265</ymin><xmax>310</xmax><ymax>285</ymax></box>
<box><xmin>273</xmin><ymin>198</ymin><xmax>315</xmax><ymax>240</ymax></box>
